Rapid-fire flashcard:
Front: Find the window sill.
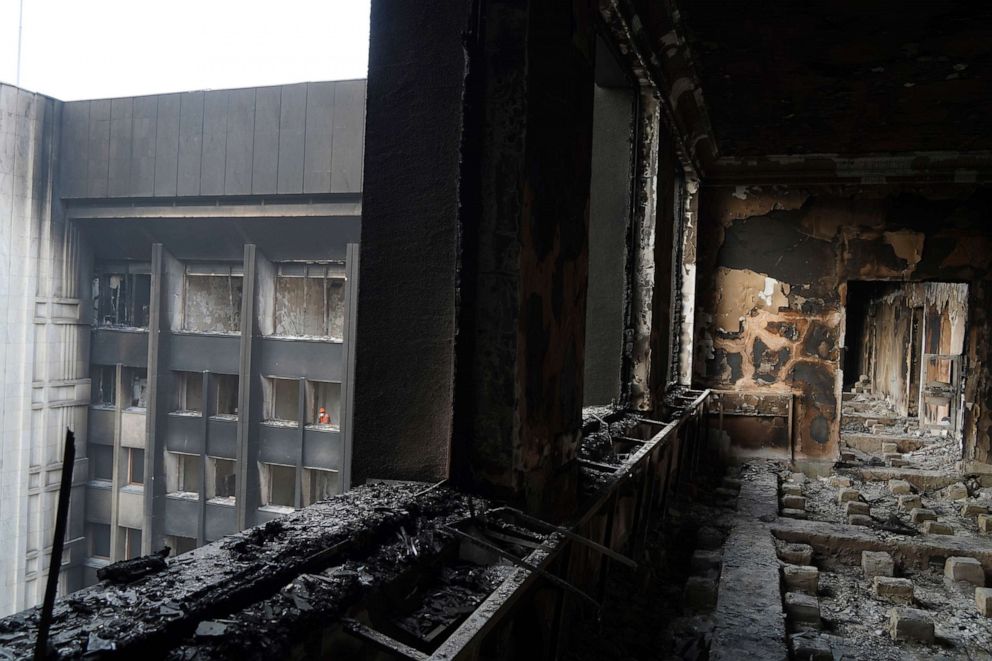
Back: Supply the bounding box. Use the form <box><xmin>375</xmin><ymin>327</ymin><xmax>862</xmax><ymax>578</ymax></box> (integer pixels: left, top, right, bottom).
<box><xmin>87</xmin><ymin>479</ymin><xmax>112</xmax><ymax>489</ymax></box>
<box><xmin>209</xmin><ymin>414</ymin><xmax>238</xmax><ymax>422</ymax></box>
<box><xmin>304</xmin><ymin>423</ymin><xmax>340</xmax><ymax>432</ymax></box>
<box><xmin>120</xmin><ymin>484</ymin><xmax>144</xmax><ymax>494</ymax></box>
<box><xmin>258</xmin><ymin>505</ymin><xmax>295</xmax><ymax>515</ymax></box>
<box><xmin>207</xmin><ymin>497</ymin><xmax>236</xmax><ymax>507</ymax></box>
<box><xmin>167</xmin><ymin>491</ymin><xmax>199</xmax><ymax>501</ymax></box>
<box><xmin>170</xmin><ymin>410</ymin><xmax>203</xmax><ymax>418</ymax></box>
<box><xmin>262</xmin><ymin>420</ymin><xmax>299</xmax><ymax>429</ymax></box>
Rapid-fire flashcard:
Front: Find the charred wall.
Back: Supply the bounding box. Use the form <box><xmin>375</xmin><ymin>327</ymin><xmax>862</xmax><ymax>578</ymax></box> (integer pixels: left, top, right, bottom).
<box><xmin>693</xmin><ymin>184</ymin><xmax>992</xmax><ymax>462</ymax></box>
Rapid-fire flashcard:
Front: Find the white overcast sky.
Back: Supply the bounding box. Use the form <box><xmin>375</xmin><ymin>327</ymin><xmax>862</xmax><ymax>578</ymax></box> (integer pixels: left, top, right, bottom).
<box><xmin>0</xmin><ymin>0</ymin><xmax>370</xmax><ymax>100</ymax></box>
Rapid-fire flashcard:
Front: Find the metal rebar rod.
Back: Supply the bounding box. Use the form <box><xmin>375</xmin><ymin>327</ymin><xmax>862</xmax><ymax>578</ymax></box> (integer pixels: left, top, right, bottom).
<box><xmin>35</xmin><ymin>429</ymin><xmax>75</xmax><ymax>661</ymax></box>
<box><xmin>498</xmin><ymin>507</ymin><xmax>637</xmax><ymax>569</ymax></box>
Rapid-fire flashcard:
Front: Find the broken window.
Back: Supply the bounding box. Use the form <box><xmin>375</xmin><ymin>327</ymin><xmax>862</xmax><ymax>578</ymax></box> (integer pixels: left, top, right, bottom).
<box><xmin>88</xmin><ymin>523</ymin><xmax>111</xmax><ymax>559</ymax></box>
<box><xmin>260</xmin><ymin>463</ymin><xmax>296</xmax><ymax>508</ymax></box>
<box><xmin>92</xmin><ymin>264</ymin><xmax>151</xmax><ymax>328</ymax></box>
<box><xmin>302</xmin><ymin>468</ymin><xmax>340</xmax><ymax>506</ymax></box>
<box><xmin>122</xmin><ymin>367</ymin><xmax>148</xmax><ymax>409</ymax></box>
<box><xmin>165</xmin><ymin>535</ymin><xmax>197</xmax><ymax>555</ymax></box>
<box><xmin>182</xmin><ymin>265</ymin><xmax>243</xmax><ymax>334</ymax></box>
<box><xmin>123</xmin><ymin>526</ymin><xmax>142</xmax><ymax>559</ymax></box>
<box><xmin>305</xmin><ymin>380</ymin><xmax>341</xmax><ymax>428</ymax></box>
<box><xmin>173</xmin><ymin>371</ymin><xmax>204</xmax><ymax>414</ymax></box>
<box><xmin>166</xmin><ymin>452</ymin><xmax>201</xmax><ymax>496</ymax></box>
<box><xmin>214</xmin><ymin>374</ymin><xmax>239</xmax><ymax>418</ymax></box>
<box><xmin>127</xmin><ymin>448</ymin><xmax>144</xmax><ymax>486</ymax></box>
<box><xmin>273</xmin><ymin>263</ymin><xmax>346</xmax><ymax>338</ymax></box>
<box><xmin>91</xmin><ymin>365</ymin><xmax>116</xmax><ymax>407</ymax></box>
<box><xmin>207</xmin><ymin>458</ymin><xmax>237</xmax><ymax>501</ymax></box>
<box><xmin>89</xmin><ymin>445</ymin><xmax>113</xmax><ymax>482</ymax></box>
<box><xmin>263</xmin><ymin>377</ymin><xmax>300</xmax><ymax>425</ymax></box>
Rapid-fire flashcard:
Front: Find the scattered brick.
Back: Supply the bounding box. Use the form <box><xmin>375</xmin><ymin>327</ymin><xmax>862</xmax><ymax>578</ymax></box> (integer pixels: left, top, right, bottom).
<box><xmin>783</xmin><ymin>565</ymin><xmax>819</xmax><ymax>594</ymax></box>
<box><xmin>844</xmin><ymin>501</ymin><xmax>870</xmax><ymax>516</ymax></box>
<box><xmin>849</xmin><ymin>514</ymin><xmax>874</xmax><ymax>527</ymax></box>
<box><xmin>783</xmin><ymin>508</ymin><xmax>808</xmax><ymax>520</ymax></box>
<box><xmin>778</xmin><ymin>543</ymin><xmax>814</xmax><ymax>565</ymax></box>
<box><xmin>873</xmin><ymin>576</ymin><xmax>914</xmax><ymax>604</ymax></box>
<box><xmin>945</xmin><ymin>482</ymin><xmax>969</xmax><ymax>501</ymax></box>
<box><xmin>684</xmin><ymin>575</ymin><xmax>717</xmax><ymax>610</ymax></box>
<box><xmin>945</xmin><ymin>557</ymin><xmax>986</xmax><ymax>586</ymax></box>
<box><xmin>862</xmin><ymin>551</ymin><xmax>894</xmax><ymax>578</ymax></box>
<box><xmin>782</xmin><ymin>495</ymin><xmax>806</xmax><ymax>510</ymax></box>
<box><xmin>923</xmin><ymin>521</ymin><xmax>954</xmax><ymax>535</ymax></box>
<box><xmin>782</xmin><ymin>484</ymin><xmax>803</xmax><ymax>497</ymax></box>
<box><xmin>977</xmin><ymin>587</ymin><xmax>992</xmax><ymax>617</ymax></box>
<box><xmin>961</xmin><ymin>502</ymin><xmax>989</xmax><ymax>517</ymax></box>
<box><xmin>910</xmin><ymin>508</ymin><xmax>937</xmax><ymax>524</ymax></box>
<box><xmin>837</xmin><ymin>488</ymin><xmax>861</xmax><ymax>504</ymax></box>
<box><xmin>898</xmin><ymin>494</ymin><xmax>921</xmax><ymax>511</ymax></box>
<box><xmin>888</xmin><ymin>479</ymin><xmax>912</xmax><ymax>495</ymax></box>
<box><xmin>691</xmin><ymin>549</ymin><xmax>722</xmax><ymax>572</ymax></box>
<box><xmin>784</xmin><ymin>592</ymin><xmax>821</xmax><ymax>626</ymax></box>
<box><xmin>979</xmin><ymin>514</ymin><xmax>992</xmax><ymax>534</ymax></box>
<box><xmin>888</xmin><ymin>607</ymin><xmax>934</xmax><ymax>643</ymax></box>
<box><xmin>829</xmin><ymin>476</ymin><xmax>852</xmax><ymax>488</ymax></box>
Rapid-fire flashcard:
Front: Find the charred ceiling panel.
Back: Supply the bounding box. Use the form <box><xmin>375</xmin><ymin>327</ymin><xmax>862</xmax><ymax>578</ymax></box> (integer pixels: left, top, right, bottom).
<box><xmin>694</xmin><ymin>184</ymin><xmax>992</xmax><ymax>462</ymax></box>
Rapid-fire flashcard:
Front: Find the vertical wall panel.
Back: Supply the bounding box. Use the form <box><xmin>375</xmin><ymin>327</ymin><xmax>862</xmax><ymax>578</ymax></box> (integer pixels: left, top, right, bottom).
<box><xmin>224</xmin><ymin>88</ymin><xmax>256</xmax><ymax>195</ymax></box>
<box><xmin>86</xmin><ymin>100</ymin><xmax>111</xmax><ymax>198</ymax></box>
<box><xmin>60</xmin><ymin>102</ymin><xmax>90</xmax><ymax>198</ymax></box>
<box><xmin>130</xmin><ymin>96</ymin><xmax>158</xmax><ymax>196</ymax></box>
<box><xmin>277</xmin><ymin>84</ymin><xmax>307</xmax><ymax>194</ymax></box>
<box><xmin>200</xmin><ymin>91</ymin><xmax>228</xmax><ymax>195</ymax></box>
<box><xmin>177</xmin><ymin>92</ymin><xmax>204</xmax><ymax>196</ymax></box>
<box><xmin>251</xmin><ymin>86</ymin><xmax>281</xmax><ymax>194</ymax></box>
<box><xmin>154</xmin><ymin>94</ymin><xmax>181</xmax><ymax>197</ymax></box>
<box><xmin>107</xmin><ymin>98</ymin><xmax>133</xmax><ymax>197</ymax></box>
<box><xmin>330</xmin><ymin>80</ymin><xmax>366</xmax><ymax>194</ymax></box>
<box><xmin>303</xmin><ymin>82</ymin><xmax>334</xmax><ymax>193</ymax></box>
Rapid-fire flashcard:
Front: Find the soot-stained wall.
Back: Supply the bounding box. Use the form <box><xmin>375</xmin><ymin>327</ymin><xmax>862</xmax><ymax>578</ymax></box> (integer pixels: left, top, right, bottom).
<box><xmin>693</xmin><ymin>184</ymin><xmax>992</xmax><ymax>463</ymax></box>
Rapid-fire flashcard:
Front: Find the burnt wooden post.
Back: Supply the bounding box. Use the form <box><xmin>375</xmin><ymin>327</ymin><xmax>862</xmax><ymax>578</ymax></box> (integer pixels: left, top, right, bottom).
<box><xmin>35</xmin><ymin>429</ymin><xmax>75</xmax><ymax>660</ymax></box>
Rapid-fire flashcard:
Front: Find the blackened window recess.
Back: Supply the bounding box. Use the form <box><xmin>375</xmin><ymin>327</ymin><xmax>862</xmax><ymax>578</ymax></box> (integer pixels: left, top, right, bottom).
<box><xmin>183</xmin><ymin>264</ymin><xmax>244</xmax><ymax>334</ymax></box>
<box><xmin>92</xmin><ymin>264</ymin><xmax>152</xmax><ymax>328</ymax></box>
<box><xmin>273</xmin><ymin>262</ymin><xmax>346</xmax><ymax>338</ymax></box>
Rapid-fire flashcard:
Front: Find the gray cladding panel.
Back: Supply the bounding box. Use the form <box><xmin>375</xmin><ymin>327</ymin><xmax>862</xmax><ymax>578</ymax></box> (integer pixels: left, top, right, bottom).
<box><xmin>85</xmin><ymin>487</ymin><xmax>112</xmax><ymax>524</ymax></box>
<box><xmin>165</xmin><ymin>414</ymin><xmax>205</xmax><ymax>455</ymax></box>
<box><xmin>90</xmin><ymin>329</ymin><xmax>149</xmax><ymax>367</ymax></box>
<box><xmin>130</xmin><ymin>96</ymin><xmax>158</xmax><ymax>196</ymax></box>
<box><xmin>108</xmin><ymin>98</ymin><xmax>133</xmax><ymax>197</ymax></box>
<box><xmin>205</xmin><ymin>502</ymin><xmax>237</xmax><ymax>540</ymax></box>
<box><xmin>60</xmin><ymin>82</ymin><xmax>365</xmax><ymax>199</ymax></box>
<box><xmin>259</xmin><ymin>339</ymin><xmax>341</xmax><ymax>381</ymax></box>
<box><xmin>61</xmin><ymin>102</ymin><xmax>89</xmax><ymax>198</ymax></box>
<box><xmin>303</xmin><ymin>82</ymin><xmax>334</xmax><ymax>193</ymax></box>
<box><xmin>330</xmin><ymin>80</ymin><xmax>365</xmax><ymax>193</ymax></box>
<box><xmin>177</xmin><ymin>92</ymin><xmax>204</xmax><ymax>196</ymax></box>
<box><xmin>88</xmin><ymin>407</ymin><xmax>116</xmax><ymax>443</ymax></box>
<box><xmin>164</xmin><ymin>497</ymin><xmax>199</xmax><ymax>537</ymax></box>
<box><xmin>277</xmin><ymin>84</ymin><xmax>307</xmax><ymax>194</ymax></box>
<box><xmin>302</xmin><ymin>429</ymin><xmax>342</xmax><ymax>469</ymax></box>
<box><xmin>257</xmin><ymin>424</ymin><xmax>300</xmax><ymax>465</ymax></box>
<box><xmin>200</xmin><ymin>91</ymin><xmax>229</xmax><ymax>195</ymax></box>
<box><xmin>169</xmin><ymin>334</ymin><xmax>241</xmax><ymax>373</ymax></box>
<box><xmin>86</xmin><ymin>100</ymin><xmax>111</xmax><ymax>198</ymax></box>
<box><xmin>154</xmin><ymin>94</ymin><xmax>181</xmax><ymax>196</ymax></box>
<box><xmin>206</xmin><ymin>418</ymin><xmax>238</xmax><ymax>458</ymax></box>
<box><xmin>251</xmin><ymin>86</ymin><xmax>281</xmax><ymax>194</ymax></box>
<box><xmin>224</xmin><ymin>88</ymin><xmax>255</xmax><ymax>195</ymax></box>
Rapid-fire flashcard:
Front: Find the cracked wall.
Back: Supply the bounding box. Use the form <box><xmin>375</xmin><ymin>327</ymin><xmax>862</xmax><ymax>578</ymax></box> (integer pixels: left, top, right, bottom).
<box><xmin>693</xmin><ymin>184</ymin><xmax>992</xmax><ymax>462</ymax></box>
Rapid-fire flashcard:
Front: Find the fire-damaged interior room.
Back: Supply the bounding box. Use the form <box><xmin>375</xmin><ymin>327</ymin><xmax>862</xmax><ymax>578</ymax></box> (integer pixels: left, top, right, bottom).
<box><xmin>1</xmin><ymin>0</ymin><xmax>992</xmax><ymax>659</ymax></box>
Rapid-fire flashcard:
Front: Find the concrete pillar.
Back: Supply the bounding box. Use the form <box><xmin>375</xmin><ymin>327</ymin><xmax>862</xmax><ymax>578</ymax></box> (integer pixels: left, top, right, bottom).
<box><xmin>354</xmin><ymin>0</ymin><xmax>598</xmax><ymax>517</ymax></box>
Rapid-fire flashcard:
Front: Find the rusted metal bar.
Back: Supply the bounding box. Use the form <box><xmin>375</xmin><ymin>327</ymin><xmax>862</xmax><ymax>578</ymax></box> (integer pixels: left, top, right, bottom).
<box><xmin>498</xmin><ymin>507</ymin><xmax>637</xmax><ymax>569</ymax></box>
<box><xmin>443</xmin><ymin>525</ymin><xmax>601</xmax><ymax>612</ymax></box>
<box><xmin>343</xmin><ymin>619</ymin><xmax>430</xmax><ymax>661</ymax></box>
<box><xmin>35</xmin><ymin>429</ymin><xmax>75</xmax><ymax>661</ymax></box>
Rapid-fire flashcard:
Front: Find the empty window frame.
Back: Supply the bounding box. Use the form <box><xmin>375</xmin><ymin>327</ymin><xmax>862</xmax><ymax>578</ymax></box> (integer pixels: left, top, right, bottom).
<box><xmin>89</xmin><ymin>444</ymin><xmax>114</xmax><ymax>482</ymax></box>
<box><xmin>165</xmin><ymin>535</ymin><xmax>197</xmax><ymax>556</ymax></box>
<box><xmin>260</xmin><ymin>463</ymin><xmax>296</xmax><ymax>508</ymax></box>
<box><xmin>127</xmin><ymin>448</ymin><xmax>145</xmax><ymax>486</ymax></box>
<box><xmin>214</xmin><ymin>374</ymin><xmax>239</xmax><ymax>417</ymax></box>
<box><xmin>123</xmin><ymin>526</ymin><xmax>143</xmax><ymax>559</ymax></box>
<box><xmin>88</xmin><ymin>523</ymin><xmax>111</xmax><ymax>559</ymax></box>
<box><xmin>305</xmin><ymin>380</ymin><xmax>342</xmax><ymax>428</ymax></box>
<box><xmin>273</xmin><ymin>263</ymin><xmax>346</xmax><ymax>338</ymax></box>
<box><xmin>173</xmin><ymin>371</ymin><xmax>204</xmax><ymax>414</ymax></box>
<box><xmin>302</xmin><ymin>468</ymin><xmax>340</xmax><ymax>506</ymax></box>
<box><xmin>263</xmin><ymin>377</ymin><xmax>300</xmax><ymax>425</ymax></box>
<box><xmin>207</xmin><ymin>458</ymin><xmax>237</xmax><ymax>501</ymax></box>
<box><xmin>166</xmin><ymin>452</ymin><xmax>201</xmax><ymax>496</ymax></box>
<box><xmin>182</xmin><ymin>265</ymin><xmax>243</xmax><ymax>334</ymax></box>
<box><xmin>91</xmin><ymin>365</ymin><xmax>117</xmax><ymax>407</ymax></box>
<box><xmin>122</xmin><ymin>367</ymin><xmax>148</xmax><ymax>409</ymax></box>
<box><xmin>92</xmin><ymin>264</ymin><xmax>151</xmax><ymax>328</ymax></box>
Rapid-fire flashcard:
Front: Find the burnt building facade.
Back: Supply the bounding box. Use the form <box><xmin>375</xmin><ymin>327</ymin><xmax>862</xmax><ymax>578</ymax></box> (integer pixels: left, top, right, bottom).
<box><xmin>0</xmin><ymin>79</ymin><xmax>364</xmax><ymax>612</ymax></box>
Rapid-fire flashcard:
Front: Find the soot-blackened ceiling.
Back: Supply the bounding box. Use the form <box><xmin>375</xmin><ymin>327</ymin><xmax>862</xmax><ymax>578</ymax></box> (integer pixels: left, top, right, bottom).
<box><xmin>674</xmin><ymin>0</ymin><xmax>992</xmax><ymax>155</ymax></box>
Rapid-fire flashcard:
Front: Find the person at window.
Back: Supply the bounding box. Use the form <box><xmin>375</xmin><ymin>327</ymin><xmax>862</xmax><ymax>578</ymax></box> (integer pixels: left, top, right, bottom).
<box><xmin>318</xmin><ymin>407</ymin><xmax>331</xmax><ymax>425</ymax></box>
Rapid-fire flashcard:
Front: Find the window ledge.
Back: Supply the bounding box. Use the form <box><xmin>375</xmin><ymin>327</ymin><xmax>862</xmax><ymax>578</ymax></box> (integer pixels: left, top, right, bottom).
<box><xmin>209</xmin><ymin>414</ymin><xmax>238</xmax><ymax>422</ymax></box>
<box><xmin>304</xmin><ymin>424</ymin><xmax>340</xmax><ymax>432</ymax></box>
<box><xmin>207</xmin><ymin>497</ymin><xmax>236</xmax><ymax>507</ymax></box>
<box><xmin>87</xmin><ymin>479</ymin><xmax>113</xmax><ymax>489</ymax></box>
<box><xmin>120</xmin><ymin>484</ymin><xmax>144</xmax><ymax>494</ymax></box>
<box><xmin>258</xmin><ymin>505</ymin><xmax>295</xmax><ymax>515</ymax></box>
<box><xmin>174</xmin><ymin>330</ymin><xmax>241</xmax><ymax>338</ymax></box>
<box><xmin>170</xmin><ymin>410</ymin><xmax>202</xmax><ymax>418</ymax></box>
<box><xmin>167</xmin><ymin>491</ymin><xmax>199</xmax><ymax>501</ymax></box>
<box><xmin>262</xmin><ymin>420</ymin><xmax>299</xmax><ymax>429</ymax></box>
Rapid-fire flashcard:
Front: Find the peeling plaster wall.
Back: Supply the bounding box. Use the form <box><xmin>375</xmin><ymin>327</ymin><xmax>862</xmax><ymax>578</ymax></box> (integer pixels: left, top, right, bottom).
<box><xmin>693</xmin><ymin>184</ymin><xmax>992</xmax><ymax>462</ymax></box>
